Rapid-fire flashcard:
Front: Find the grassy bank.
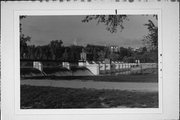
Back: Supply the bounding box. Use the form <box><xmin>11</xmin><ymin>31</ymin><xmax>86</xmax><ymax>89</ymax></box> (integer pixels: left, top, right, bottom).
<box><xmin>21</xmin><ymin>85</ymin><xmax>158</xmax><ymax>109</ymax></box>
<box><xmin>22</xmin><ymin>74</ymin><xmax>158</xmax><ymax>83</ymax></box>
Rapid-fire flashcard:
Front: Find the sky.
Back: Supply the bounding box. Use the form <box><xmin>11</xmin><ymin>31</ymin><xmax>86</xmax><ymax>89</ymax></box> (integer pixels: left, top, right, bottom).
<box><xmin>21</xmin><ymin>15</ymin><xmax>157</xmax><ymax>48</ymax></box>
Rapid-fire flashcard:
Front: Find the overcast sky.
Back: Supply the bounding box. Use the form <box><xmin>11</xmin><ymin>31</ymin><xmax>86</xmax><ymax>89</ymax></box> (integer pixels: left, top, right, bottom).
<box><xmin>21</xmin><ymin>15</ymin><xmax>157</xmax><ymax>48</ymax></box>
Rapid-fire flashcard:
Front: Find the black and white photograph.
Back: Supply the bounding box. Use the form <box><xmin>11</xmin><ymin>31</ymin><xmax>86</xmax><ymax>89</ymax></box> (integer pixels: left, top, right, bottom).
<box><xmin>1</xmin><ymin>1</ymin><xmax>179</xmax><ymax>120</ymax></box>
<box><xmin>20</xmin><ymin>14</ymin><xmax>159</xmax><ymax>109</ymax></box>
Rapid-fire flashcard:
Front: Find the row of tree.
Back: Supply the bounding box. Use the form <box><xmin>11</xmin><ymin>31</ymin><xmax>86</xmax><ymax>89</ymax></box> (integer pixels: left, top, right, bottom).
<box><xmin>20</xmin><ymin>39</ymin><xmax>157</xmax><ymax>63</ymax></box>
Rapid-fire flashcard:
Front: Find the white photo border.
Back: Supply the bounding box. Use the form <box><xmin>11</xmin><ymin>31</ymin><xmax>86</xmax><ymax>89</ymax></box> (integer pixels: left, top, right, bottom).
<box><xmin>1</xmin><ymin>1</ymin><xmax>179</xmax><ymax>120</ymax></box>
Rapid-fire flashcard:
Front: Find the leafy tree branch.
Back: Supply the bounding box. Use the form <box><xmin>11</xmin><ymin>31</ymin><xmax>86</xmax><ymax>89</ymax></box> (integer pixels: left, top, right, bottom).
<box><xmin>82</xmin><ymin>15</ymin><xmax>128</xmax><ymax>33</ymax></box>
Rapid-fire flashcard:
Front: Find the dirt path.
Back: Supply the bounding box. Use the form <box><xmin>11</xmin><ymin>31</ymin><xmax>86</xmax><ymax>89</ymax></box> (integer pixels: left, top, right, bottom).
<box><xmin>21</xmin><ymin>79</ymin><xmax>158</xmax><ymax>92</ymax></box>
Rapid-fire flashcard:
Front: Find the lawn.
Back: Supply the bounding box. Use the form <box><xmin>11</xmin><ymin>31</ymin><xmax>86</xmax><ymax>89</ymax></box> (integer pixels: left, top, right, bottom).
<box><xmin>21</xmin><ymin>85</ymin><xmax>158</xmax><ymax>109</ymax></box>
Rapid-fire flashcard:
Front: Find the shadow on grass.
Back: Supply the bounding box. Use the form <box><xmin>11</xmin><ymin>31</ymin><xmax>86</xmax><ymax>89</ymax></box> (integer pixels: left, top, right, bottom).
<box><xmin>21</xmin><ymin>85</ymin><xmax>158</xmax><ymax>109</ymax></box>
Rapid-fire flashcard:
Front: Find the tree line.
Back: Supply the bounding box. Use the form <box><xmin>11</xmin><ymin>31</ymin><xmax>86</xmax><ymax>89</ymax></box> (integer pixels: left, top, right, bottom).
<box><xmin>20</xmin><ymin>39</ymin><xmax>157</xmax><ymax>63</ymax></box>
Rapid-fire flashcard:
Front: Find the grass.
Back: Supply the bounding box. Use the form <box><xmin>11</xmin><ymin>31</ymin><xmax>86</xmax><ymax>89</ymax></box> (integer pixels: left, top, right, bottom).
<box><xmin>43</xmin><ymin>67</ymin><xmax>70</xmax><ymax>74</ymax></box>
<box><xmin>21</xmin><ymin>85</ymin><xmax>158</xmax><ymax>109</ymax></box>
<box><xmin>21</xmin><ymin>68</ymin><xmax>43</xmax><ymax>77</ymax></box>
<box><xmin>22</xmin><ymin>74</ymin><xmax>158</xmax><ymax>83</ymax></box>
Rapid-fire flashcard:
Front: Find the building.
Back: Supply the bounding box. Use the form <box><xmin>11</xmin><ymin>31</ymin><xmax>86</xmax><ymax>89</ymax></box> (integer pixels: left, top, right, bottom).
<box><xmin>109</xmin><ymin>45</ymin><xmax>119</xmax><ymax>53</ymax></box>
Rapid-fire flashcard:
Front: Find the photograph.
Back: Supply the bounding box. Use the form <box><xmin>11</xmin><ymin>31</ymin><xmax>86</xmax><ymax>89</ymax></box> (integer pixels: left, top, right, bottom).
<box><xmin>20</xmin><ymin>14</ymin><xmax>159</xmax><ymax>109</ymax></box>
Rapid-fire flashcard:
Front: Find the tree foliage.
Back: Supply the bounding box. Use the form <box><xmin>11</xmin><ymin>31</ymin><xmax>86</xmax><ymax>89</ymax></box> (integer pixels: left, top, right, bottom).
<box><xmin>21</xmin><ymin>40</ymin><xmax>157</xmax><ymax>63</ymax></box>
<box><xmin>82</xmin><ymin>15</ymin><xmax>128</xmax><ymax>33</ymax></box>
<box><xmin>48</xmin><ymin>40</ymin><xmax>63</xmax><ymax>60</ymax></box>
<box><xmin>143</xmin><ymin>19</ymin><xmax>158</xmax><ymax>50</ymax></box>
<box><xmin>20</xmin><ymin>16</ymin><xmax>31</xmax><ymax>59</ymax></box>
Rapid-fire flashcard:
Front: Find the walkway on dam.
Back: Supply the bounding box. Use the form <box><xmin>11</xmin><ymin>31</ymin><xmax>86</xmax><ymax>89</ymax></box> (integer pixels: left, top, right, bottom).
<box><xmin>21</xmin><ymin>79</ymin><xmax>158</xmax><ymax>92</ymax></box>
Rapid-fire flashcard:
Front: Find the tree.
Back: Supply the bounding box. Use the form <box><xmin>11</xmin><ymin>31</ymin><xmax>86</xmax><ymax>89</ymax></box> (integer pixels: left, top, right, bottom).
<box><xmin>109</xmin><ymin>52</ymin><xmax>119</xmax><ymax>61</ymax></box>
<box><xmin>20</xmin><ymin>16</ymin><xmax>31</xmax><ymax>59</ymax></box>
<box><xmin>143</xmin><ymin>19</ymin><xmax>158</xmax><ymax>51</ymax></box>
<box><xmin>82</xmin><ymin>15</ymin><xmax>128</xmax><ymax>33</ymax></box>
<box><xmin>34</xmin><ymin>46</ymin><xmax>42</xmax><ymax>59</ymax></box>
<box><xmin>20</xmin><ymin>34</ymin><xmax>31</xmax><ymax>59</ymax></box>
<box><xmin>62</xmin><ymin>48</ymin><xmax>69</xmax><ymax>61</ymax></box>
<box><xmin>85</xmin><ymin>44</ymin><xmax>106</xmax><ymax>61</ymax></box>
<box><xmin>97</xmin><ymin>50</ymin><xmax>106</xmax><ymax>61</ymax></box>
<box><xmin>49</xmin><ymin>40</ymin><xmax>63</xmax><ymax>60</ymax></box>
<box><xmin>104</xmin><ymin>47</ymin><xmax>111</xmax><ymax>59</ymax></box>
